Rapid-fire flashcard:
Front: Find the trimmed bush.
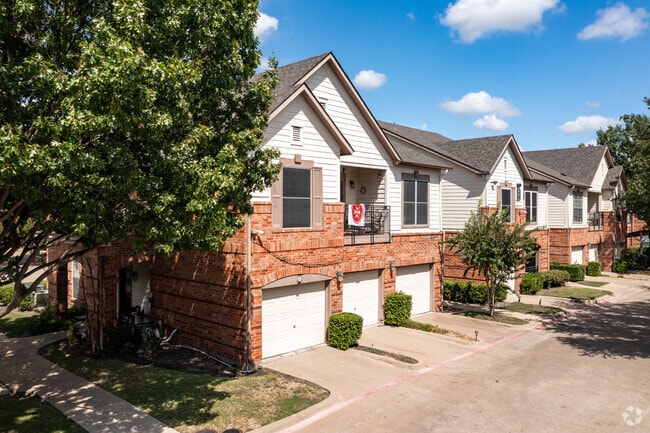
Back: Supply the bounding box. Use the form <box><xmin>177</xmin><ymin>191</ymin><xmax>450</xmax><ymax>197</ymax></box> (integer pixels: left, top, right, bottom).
<box><xmin>19</xmin><ymin>296</ymin><xmax>34</xmax><ymax>311</ymax></box>
<box><xmin>623</xmin><ymin>252</ymin><xmax>648</xmax><ymax>270</ymax></box>
<box><xmin>443</xmin><ymin>280</ymin><xmax>508</xmax><ymax>304</ymax></box>
<box><xmin>540</xmin><ymin>270</ymin><xmax>570</xmax><ymax>288</ymax></box>
<box><xmin>586</xmin><ymin>261</ymin><xmax>602</xmax><ymax>277</ymax></box>
<box><xmin>613</xmin><ymin>259</ymin><xmax>628</xmax><ymax>274</ymax></box>
<box><xmin>0</xmin><ymin>284</ymin><xmax>13</xmax><ymax>305</ymax></box>
<box><xmin>328</xmin><ymin>312</ymin><xmax>363</xmax><ymax>350</ymax></box>
<box><xmin>626</xmin><ymin>246</ymin><xmax>641</xmax><ymax>254</ymax></box>
<box><xmin>550</xmin><ymin>263</ymin><xmax>586</xmax><ymax>282</ymax></box>
<box><xmin>520</xmin><ymin>273</ymin><xmax>544</xmax><ymax>295</ymax></box>
<box><xmin>384</xmin><ymin>292</ymin><xmax>412</xmax><ymax>326</ymax></box>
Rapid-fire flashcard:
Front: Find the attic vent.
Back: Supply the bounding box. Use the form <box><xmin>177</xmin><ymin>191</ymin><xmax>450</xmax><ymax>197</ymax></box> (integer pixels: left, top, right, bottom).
<box><xmin>292</xmin><ymin>126</ymin><xmax>302</xmax><ymax>142</ymax></box>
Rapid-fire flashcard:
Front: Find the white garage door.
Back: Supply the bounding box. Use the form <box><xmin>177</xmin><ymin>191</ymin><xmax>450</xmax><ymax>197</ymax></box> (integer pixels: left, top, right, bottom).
<box><xmin>589</xmin><ymin>244</ymin><xmax>599</xmax><ymax>262</ymax></box>
<box><xmin>343</xmin><ymin>270</ymin><xmax>380</xmax><ymax>326</ymax></box>
<box><xmin>396</xmin><ymin>264</ymin><xmax>432</xmax><ymax>315</ymax></box>
<box><xmin>571</xmin><ymin>246</ymin><xmax>584</xmax><ymax>264</ymax></box>
<box><xmin>262</xmin><ymin>281</ymin><xmax>326</xmax><ymax>358</ymax></box>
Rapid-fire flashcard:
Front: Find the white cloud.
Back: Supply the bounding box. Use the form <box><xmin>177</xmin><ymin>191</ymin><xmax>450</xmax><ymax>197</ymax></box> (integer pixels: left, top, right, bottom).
<box><xmin>558</xmin><ymin>115</ymin><xmax>620</xmax><ymax>134</ymax></box>
<box><xmin>407</xmin><ymin>12</ymin><xmax>415</xmax><ymax>20</ymax></box>
<box><xmin>439</xmin><ymin>0</ymin><xmax>561</xmax><ymax>43</ymax></box>
<box><xmin>585</xmin><ymin>101</ymin><xmax>601</xmax><ymax>108</ymax></box>
<box><xmin>473</xmin><ymin>114</ymin><xmax>509</xmax><ymax>131</ymax></box>
<box><xmin>578</xmin><ymin>3</ymin><xmax>649</xmax><ymax>41</ymax></box>
<box><xmin>440</xmin><ymin>91</ymin><xmax>521</xmax><ymax>117</ymax></box>
<box><xmin>583</xmin><ymin>139</ymin><xmax>598</xmax><ymax>146</ymax></box>
<box><xmin>353</xmin><ymin>70</ymin><xmax>387</xmax><ymax>90</ymax></box>
<box><xmin>255</xmin><ymin>13</ymin><xmax>278</xmax><ymax>42</ymax></box>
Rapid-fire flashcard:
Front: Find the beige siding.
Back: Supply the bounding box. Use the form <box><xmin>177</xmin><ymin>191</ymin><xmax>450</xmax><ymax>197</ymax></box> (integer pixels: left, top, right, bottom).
<box><xmin>601</xmin><ymin>190</ymin><xmax>614</xmax><ymax>211</ymax></box>
<box><xmin>547</xmin><ymin>183</ymin><xmax>569</xmax><ymax>227</ymax></box>
<box><xmin>306</xmin><ymin>65</ymin><xmax>390</xmax><ymax>169</ymax></box>
<box><xmin>484</xmin><ymin>147</ymin><xmax>525</xmax><ymax>209</ymax></box>
<box><xmin>441</xmin><ymin>163</ymin><xmax>485</xmax><ymax>231</ymax></box>
<box><xmin>387</xmin><ymin>166</ymin><xmax>442</xmax><ymax>233</ymax></box>
<box><xmin>589</xmin><ymin>156</ymin><xmax>609</xmax><ymax>192</ymax></box>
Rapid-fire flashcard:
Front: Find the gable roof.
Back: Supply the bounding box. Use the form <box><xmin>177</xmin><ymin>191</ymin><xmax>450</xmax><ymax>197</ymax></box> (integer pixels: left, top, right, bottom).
<box><xmin>380</xmin><ymin>122</ymin><xmax>531</xmax><ymax>178</ymax></box>
<box><xmin>603</xmin><ymin>166</ymin><xmax>626</xmax><ymax>191</ymax></box>
<box><xmin>523</xmin><ymin>156</ymin><xmax>589</xmax><ymax>188</ymax></box>
<box><xmin>523</xmin><ymin>146</ymin><xmax>612</xmax><ymax>186</ymax></box>
<box><xmin>264</xmin><ymin>53</ymin><xmax>400</xmax><ymax>161</ymax></box>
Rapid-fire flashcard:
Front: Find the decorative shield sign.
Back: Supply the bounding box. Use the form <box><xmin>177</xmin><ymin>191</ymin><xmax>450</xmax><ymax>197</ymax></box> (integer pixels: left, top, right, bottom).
<box><xmin>348</xmin><ymin>204</ymin><xmax>365</xmax><ymax>227</ymax></box>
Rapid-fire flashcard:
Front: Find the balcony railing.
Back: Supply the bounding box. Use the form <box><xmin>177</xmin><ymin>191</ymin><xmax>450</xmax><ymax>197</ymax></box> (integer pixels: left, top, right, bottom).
<box><xmin>588</xmin><ymin>212</ymin><xmax>603</xmax><ymax>231</ymax></box>
<box><xmin>344</xmin><ymin>204</ymin><xmax>391</xmax><ymax>245</ymax></box>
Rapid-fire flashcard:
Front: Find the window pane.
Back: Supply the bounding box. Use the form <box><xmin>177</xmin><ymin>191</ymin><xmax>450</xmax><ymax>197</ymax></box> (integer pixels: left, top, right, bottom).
<box><xmin>283</xmin><ymin>198</ymin><xmax>310</xmax><ymax>227</ymax></box>
<box><xmin>416</xmin><ymin>203</ymin><xmax>428</xmax><ymax>225</ymax></box>
<box><xmin>501</xmin><ymin>189</ymin><xmax>511</xmax><ymax>207</ymax></box>
<box><xmin>283</xmin><ymin>168</ymin><xmax>310</xmax><ymax>198</ymax></box>
<box><xmin>416</xmin><ymin>181</ymin><xmax>428</xmax><ymax>202</ymax></box>
<box><xmin>404</xmin><ymin>180</ymin><xmax>415</xmax><ymax>202</ymax></box>
<box><xmin>403</xmin><ymin>203</ymin><xmax>415</xmax><ymax>225</ymax></box>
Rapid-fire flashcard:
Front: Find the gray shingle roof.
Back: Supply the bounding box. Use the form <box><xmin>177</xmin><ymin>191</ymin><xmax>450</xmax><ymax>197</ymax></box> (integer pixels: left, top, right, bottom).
<box><xmin>523</xmin><ymin>156</ymin><xmax>588</xmax><ymax>187</ymax></box>
<box><xmin>268</xmin><ymin>53</ymin><xmax>331</xmax><ymax>113</ymax></box>
<box><xmin>523</xmin><ymin>146</ymin><xmax>608</xmax><ymax>186</ymax></box>
<box><xmin>603</xmin><ymin>166</ymin><xmax>624</xmax><ymax>190</ymax></box>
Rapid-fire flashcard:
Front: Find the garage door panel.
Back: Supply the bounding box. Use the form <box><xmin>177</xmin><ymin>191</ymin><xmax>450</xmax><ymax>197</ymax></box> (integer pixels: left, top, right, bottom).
<box><xmin>396</xmin><ymin>264</ymin><xmax>431</xmax><ymax>315</ymax></box>
<box><xmin>262</xmin><ymin>281</ymin><xmax>325</xmax><ymax>358</ymax></box>
<box><xmin>342</xmin><ymin>270</ymin><xmax>379</xmax><ymax>326</ymax></box>
<box><xmin>572</xmin><ymin>246</ymin><xmax>584</xmax><ymax>265</ymax></box>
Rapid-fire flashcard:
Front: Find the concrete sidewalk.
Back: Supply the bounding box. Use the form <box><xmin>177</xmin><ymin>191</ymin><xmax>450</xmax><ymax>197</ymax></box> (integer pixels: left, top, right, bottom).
<box><xmin>0</xmin><ymin>331</ymin><xmax>178</xmax><ymax>433</ymax></box>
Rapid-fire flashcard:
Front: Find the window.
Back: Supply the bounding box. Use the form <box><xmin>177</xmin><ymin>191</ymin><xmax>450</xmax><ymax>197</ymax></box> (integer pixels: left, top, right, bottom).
<box><xmin>573</xmin><ymin>190</ymin><xmax>584</xmax><ymax>223</ymax></box>
<box><xmin>71</xmin><ymin>260</ymin><xmax>80</xmax><ymax>298</ymax></box>
<box><xmin>402</xmin><ymin>173</ymin><xmax>429</xmax><ymax>226</ymax></box>
<box><xmin>525</xmin><ymin>190</ymin><xmax>537</xmax><ymax>224</ymax></box>
<box><xmin>271</xmin><ymin>158</ymin><xmax>322</xmax><ymax>229</ymax></box>
<box><xmin>500</xmin><ymin>187</ymin><xmax>513</xmax><ymax>221</ymax></box>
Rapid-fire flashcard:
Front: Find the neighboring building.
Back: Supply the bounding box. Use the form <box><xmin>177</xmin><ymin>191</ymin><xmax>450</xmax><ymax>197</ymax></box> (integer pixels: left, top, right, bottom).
<box><xmin>523</xmin><ymin>146</ymin><xmax>626</xmax><ymax>270</ymax></box>
<box><xmin>48</xmin><ymin>53</ymin><xmax>450</xmax><ymax>367</ymax></box>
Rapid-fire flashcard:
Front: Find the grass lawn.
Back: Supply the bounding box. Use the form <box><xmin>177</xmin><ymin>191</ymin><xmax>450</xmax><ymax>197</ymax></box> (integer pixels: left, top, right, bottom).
<box><xmin>0</xmin><ymin>393</ymin><xmax>86</xmax><ymax>433</ymax></box>
<box><xmin>0</xmin><ymin>311</ymin><xmax>41</xmax><ymax>337</ymax></box>
<box><xmin>538</xmin><ymin>286</ymin><xmax>612</xmax><ymax>301</ymax></box>
<box><xmin>402</xmin><ymin>319</ymin><xmax>474</xmax><ymax>340</ymax></box>
<box><xmin>576</xmin><ymin>280</ymin><xmax>609</xmax><ymax>288</ymax></box>
<box><xmin>455</xmin><ymin>311</ymin><xmax>529</xmax><ymax>325</ymax></box>
<box><xmin>40</xmin><ymin>342</ymin><xmax>329</xmax><ymax>433</ymax></box>
<box><xmin>501</xmin><ymin>302</ymin><xmax>564</xmax><ymax>316</ymax></box>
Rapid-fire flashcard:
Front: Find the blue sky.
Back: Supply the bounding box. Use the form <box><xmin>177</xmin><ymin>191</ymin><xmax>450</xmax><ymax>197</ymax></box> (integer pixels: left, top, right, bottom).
<box><xmin>254</xmin><ymin>0</ymin><xmax>650</xmax><ymax>151</ymax></box>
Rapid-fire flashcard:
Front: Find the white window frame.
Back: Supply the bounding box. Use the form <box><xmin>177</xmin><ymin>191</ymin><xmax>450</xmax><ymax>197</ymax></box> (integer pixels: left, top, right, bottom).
<box><xmin>525</xmin><ymin>189</ymin><xmax>538</xmax><ymax>225</ymax></box>
<box><xmin>402</xmin><ymin>172</ymin><xmax>429</xmax><ymax>227</ymax></box>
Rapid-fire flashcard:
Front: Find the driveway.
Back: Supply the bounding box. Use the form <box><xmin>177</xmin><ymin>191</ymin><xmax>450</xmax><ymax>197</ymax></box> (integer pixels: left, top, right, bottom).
<box><xmin>256</xmin><ymin>274</ymin><xmax>650</xmax><ymax>433</ymax></box>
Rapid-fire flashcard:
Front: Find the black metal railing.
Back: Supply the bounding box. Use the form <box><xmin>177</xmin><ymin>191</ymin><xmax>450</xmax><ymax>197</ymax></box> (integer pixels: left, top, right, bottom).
<box><xmin>588</xmin><ymin>212</ymin><xmax>603</xmax><ymax>231</ymax></box>
<box><xmin>344</xmin><ymin>204</ymin><xmax>391</xmax><ymax>245</ymax></box>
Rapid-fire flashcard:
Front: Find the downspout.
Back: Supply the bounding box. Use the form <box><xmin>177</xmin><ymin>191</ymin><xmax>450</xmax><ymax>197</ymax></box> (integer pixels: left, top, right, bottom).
<box><xmin>244</xmin><ymin>215</ymin><xmax>253</xmax><ymax>373</ymax></box>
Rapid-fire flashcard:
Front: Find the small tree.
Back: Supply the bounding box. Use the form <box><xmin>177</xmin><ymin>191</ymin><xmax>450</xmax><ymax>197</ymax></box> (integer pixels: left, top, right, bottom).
<box><xmin>446</xmin><ymin>205</ymin><xmax>538</xmax><ymax>316</ymax></box>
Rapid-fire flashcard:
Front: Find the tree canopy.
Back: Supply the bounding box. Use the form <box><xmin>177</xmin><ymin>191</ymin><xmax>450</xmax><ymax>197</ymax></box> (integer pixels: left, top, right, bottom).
<box><xmin>597</xmin><ymin>98</ymin><xmax>650</xmax><ymax>225</ymax></box>
<box><xmin>1</xmin><ymin>0</ymin><xmax>280</xmax><ymax>315</ymax></box>
<box><xmin>446</xmin><ymin>206</ymin><xmax>538</xmax><ymax>315</ymax></box>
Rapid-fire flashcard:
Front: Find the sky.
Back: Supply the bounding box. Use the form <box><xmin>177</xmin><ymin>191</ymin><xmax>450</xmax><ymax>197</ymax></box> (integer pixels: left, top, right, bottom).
<box><xmin>253</xmin><ymin>0</ymin><xmax>650</xmax><ymax>152</ymax></box>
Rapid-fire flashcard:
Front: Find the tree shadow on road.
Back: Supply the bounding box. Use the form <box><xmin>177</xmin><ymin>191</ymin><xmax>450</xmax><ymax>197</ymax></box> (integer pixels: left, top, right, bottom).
<box><xmin>545</xmin><ymin>298</ymin><xmax>650</xmax><ymax>359</ymax></box>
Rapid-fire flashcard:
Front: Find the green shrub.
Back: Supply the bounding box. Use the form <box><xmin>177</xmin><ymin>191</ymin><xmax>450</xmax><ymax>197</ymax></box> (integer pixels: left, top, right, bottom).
<box><xmin>67</xmin><ymin>303</ymin><xmax>87</xmax><ymax>318</ymax></box>
<box><xmin>19</xmin><ymin>296</ymin><xmax>35</xmax><ymax>311</ymax></box>
<box><xmin>613</xmin><ymin>259</ymin><xmax>628</xmax><ymax>274</ymax></box>
<box><xmin>586</xmin><ymin>261</ymin><xmax>602</xmax><ymax>277</ymax></box>
<box><xmin>328</xmin><ymin>312</ymin><xmax>363</xmax><ymax>350</ymax></box>
<box><xmin>540</xmin><ymin>270</ymin><xmax>570</xmax><ymax>288</ymax></box>
<box><xmin>623</xmin><ymin>252</ymin><xmax>648</xmax><ymax>270</ymax></box>
<box><xmin>140</xmin><ymin>327</ymin><xmax>162</xmax><ymax>356</ymax></box>
<box><xmin>626</xmin><ymin>246</ymin><xmax>640</xmax><ymax>254</ymax></box>
<box><xmin>550</xmin><ymin>263</ymin><xmax>586</xmax><ymax>282</ymax></box>
<box><xmin>0</xmin><ymin>284</ymin><xmax>13</xmax><ymax>305</ymax></box>
<box><xmin>384</xmin><ymin>292</ymin><xmax>412</xmax><ymax>326</ymax></box>
<box><xmin>443</xmin><ymin>280</ymin><xmax>508</xmax><ymax>304</ymax></box>
<box><xmin>520</xmin><ymin>273</ymin><xmax>544</xmax><ymax>295</ymax></box>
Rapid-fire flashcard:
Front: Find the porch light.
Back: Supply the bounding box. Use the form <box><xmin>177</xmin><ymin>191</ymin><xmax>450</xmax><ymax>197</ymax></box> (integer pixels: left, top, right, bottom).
<box><xmin>336</xmin><ymin>270</ymin><xmax>344</xmax><ymax>282</ymax></box>
<box><xmin>389</xmin><ymin>261</ymin><xmax>395</xmax><ymax>273</ymax></box>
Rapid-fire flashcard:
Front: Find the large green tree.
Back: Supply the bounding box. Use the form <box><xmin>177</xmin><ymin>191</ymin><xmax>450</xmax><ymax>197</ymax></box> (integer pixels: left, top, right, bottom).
<box><xmin>0</xmin><ymin>0</ymin><xmax>280</xmax><ymax>316</ymax></box>
<box><xmin>597</xmin><ymin>98</ymin><xmax>650</xmax><ymax>225</ymax></box>
<box><xmin>446</xmin><ymin>206</ymin><xmax>538</xmax><ymax>316</ymax></box>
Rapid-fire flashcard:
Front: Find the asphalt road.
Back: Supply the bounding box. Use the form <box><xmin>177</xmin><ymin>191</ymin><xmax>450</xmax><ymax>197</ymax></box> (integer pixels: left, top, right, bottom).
<box><xmin>261</xmin><ymin>276</ymin><xmax>650</xmax><ymax>433</ymax></box>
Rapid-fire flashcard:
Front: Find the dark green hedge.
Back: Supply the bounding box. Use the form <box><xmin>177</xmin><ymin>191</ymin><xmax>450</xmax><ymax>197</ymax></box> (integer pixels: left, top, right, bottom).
<box><xmin>586</xmin><ymin>261</ymin><xmax>602</xmax><ymax>277</ymax></box>
<box><xmin>550</xmin><ymin>263</ymin><xmax>585</xmax><ymax>282</ymax></box>
<box><xmin>384</xmin><ymin>292</ymin><xmax>412</xmax><ymax>326</ymax></box>
<box><xmin>443</xmin><ymin>280</ymin><xmax>508</xmax><ymax>304</ymax></box>
<box><xmin>613</xmin><ymin>259</ymin><xmax>628</xmax><ymax>274</ymax></box>
<box><xmin>540</xmin><ymin>269</ymin><xmax>570</xmax><ymax>287</ymax></box>
<box><xmin>624</xmin><ymin>252</ymin><xmax>648</xmax><ymax>270</ymax></box>
<box><xmin>520</xmin><ymin>273</ymin><xmax>544</xmax><ymax>294</ymax></box>
<box><xmin>328</xmin><ymin>312</ymin><xmax>363</xmax><ymax>350</ymax></box>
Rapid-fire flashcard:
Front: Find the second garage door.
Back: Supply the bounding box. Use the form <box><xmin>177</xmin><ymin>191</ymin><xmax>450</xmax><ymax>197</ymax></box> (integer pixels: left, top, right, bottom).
<box><xmin>262</xmin><ymin>281</ymin><xmax>326</xmax><ymax>359</ymax></box>
<box><xmin>396</xmin><ymin>264</ymin><xmax>432</xmax><ymax>315</ymax></box>
<box><xmin>342</xmin><ymin>270</ymin><xmax>380</xmax><ymax>326</ymax></box>
<box><xmin>571</xmin><ymin>246</ymin><xmax>584</xmax><ymax>264</ymax></box>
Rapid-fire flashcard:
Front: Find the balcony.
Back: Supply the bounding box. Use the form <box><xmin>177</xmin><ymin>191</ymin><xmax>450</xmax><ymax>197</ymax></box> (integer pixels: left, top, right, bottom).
<box><xmin>588</xmin><ymin>212</ymin><xmax>603</xmax><ymax>231</ymax></box>
<box><xmin>344</xmin><ymin>204</ymin><xmax>391</xmax><ymax>245</ymax></box>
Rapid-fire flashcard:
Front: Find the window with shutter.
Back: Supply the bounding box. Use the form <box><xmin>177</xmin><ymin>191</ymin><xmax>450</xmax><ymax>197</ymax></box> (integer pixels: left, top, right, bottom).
<box><xmin>271</xmin><ymin>158</ymin><xmax>323</xmax><ymax>229</ymax></box>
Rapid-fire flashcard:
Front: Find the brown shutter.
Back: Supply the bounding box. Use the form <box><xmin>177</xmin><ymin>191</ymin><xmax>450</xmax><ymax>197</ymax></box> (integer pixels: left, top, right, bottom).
<box><xmin>312</xmin><ymin>167</ymin><xmax>323</xmax><ymax>228</ymax></box>
<box><xmin>271</xmin><ymin>168</ymin><xmax>283</xmax><ymax>229</ymax></box>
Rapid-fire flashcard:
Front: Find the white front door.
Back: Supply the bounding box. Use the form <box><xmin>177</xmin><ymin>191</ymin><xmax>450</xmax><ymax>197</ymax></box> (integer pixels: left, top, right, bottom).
<box><xmin>396</xmin><ymin>264</ymin><xmax>432</xmax><ymax>315</ymax></box>
<box><xmin>571</xmin><ymin>246</ymin><xmax>584</xmax><ymax>265</ymax></box>
<box><xmin>342</xmin><ymin>270</ymin><xmax>380</xmax><ymax>326</ymax></box>
<box><xmin>589</xmin><ymin>244</ymin><xmax>599</xmax><ymax>262</ymax></box>
<box><xmin>262</xmin><ymin>281</ymin><xmax>326</xmax><ymax>358</ymax></box>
